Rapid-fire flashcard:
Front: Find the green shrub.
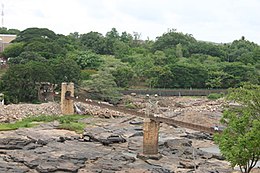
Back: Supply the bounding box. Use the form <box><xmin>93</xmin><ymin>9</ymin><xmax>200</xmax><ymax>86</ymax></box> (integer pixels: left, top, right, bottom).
<box><xmin>207</xmin><ymin>93</ymin><xmax>224</xmax><ymax>100</ymax></box>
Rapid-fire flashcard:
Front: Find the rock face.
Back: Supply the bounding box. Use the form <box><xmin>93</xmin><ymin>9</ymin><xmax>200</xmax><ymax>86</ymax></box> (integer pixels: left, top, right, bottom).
<box><xmin>0</xmin><ymin>116</ymin><xmax>235</xmax><ymax>173</ymax></box>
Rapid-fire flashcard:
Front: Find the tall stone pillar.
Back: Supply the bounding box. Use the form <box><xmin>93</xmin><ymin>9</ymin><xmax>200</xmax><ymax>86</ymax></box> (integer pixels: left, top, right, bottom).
<box><xmin>61</xmin><ymin>82</ymin><xmax>74</xmax><ymax>115</ymax></box>
<box><xmin>143</xmin><ymin>118</ymin><xmax>160</xmax><ymax>155</ymax></box>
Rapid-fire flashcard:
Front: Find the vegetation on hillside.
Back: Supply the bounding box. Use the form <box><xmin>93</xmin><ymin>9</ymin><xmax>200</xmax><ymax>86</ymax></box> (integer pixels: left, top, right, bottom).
<box><xmin>0</xmin><ymin>27</ymin><xmax>259</xmax><ymax>103</ymax></box>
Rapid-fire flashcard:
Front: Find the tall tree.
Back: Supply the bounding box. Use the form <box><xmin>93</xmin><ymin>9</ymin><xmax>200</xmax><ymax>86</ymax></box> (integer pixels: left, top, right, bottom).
<box><xmin>14</xmin><ymin>27</ymin><xmax>57</xmax><ymax>43</ymax></box>
<box><xmin>153</xmin><ymin>30</ymin><xmax>196</xmax><ymax>56</ymax></box>
<box><xmin>80</xmin><ymin>31</ymin><xmax>106</xmax><ymax>54</ymax></box>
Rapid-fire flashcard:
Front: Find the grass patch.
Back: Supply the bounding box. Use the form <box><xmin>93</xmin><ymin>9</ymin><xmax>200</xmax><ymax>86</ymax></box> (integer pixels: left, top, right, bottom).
<box><xmin>207</xmin><ymin>93</ymin><xmax>225</xmax><ymax>100</ymax></box>
<box><xmin>0</xmin><ymin>114</ymin><xmax>89</xmax><ymax>133</ymax></box>
<box><xmin>58</xmin><ymin>122</ymin><xmax>86</xmax><ymax>133</ymax></box>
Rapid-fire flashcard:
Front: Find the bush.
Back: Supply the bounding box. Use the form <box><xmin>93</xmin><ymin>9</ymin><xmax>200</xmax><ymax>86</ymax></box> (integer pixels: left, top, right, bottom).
<box><xmin>207</xmin><ymin>93</ymin><xmax>224</xmax><ymax>100</ymax></box>
<box><xmin>83</xmin><ymin>71</ymin><xmax>122</xmax><ymax>105</ymax></box>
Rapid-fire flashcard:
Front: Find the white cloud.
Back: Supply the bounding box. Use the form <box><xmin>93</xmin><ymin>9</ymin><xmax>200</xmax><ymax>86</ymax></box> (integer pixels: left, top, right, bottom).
<box><xmin>1</xmin><ymin>0</ymin><xmax>260</xmax><ymax>44</ymax></box>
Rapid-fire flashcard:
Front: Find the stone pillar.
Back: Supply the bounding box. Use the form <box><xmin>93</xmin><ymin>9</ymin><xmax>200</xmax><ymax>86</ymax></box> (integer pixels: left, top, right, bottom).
<box><xmin>61</xmin><ymin>82</ymin><xmax>74</xmax><ymax>115</ymax></box>
<box><xmin>143</xmin><ymin>118</ymin><xmax>160</xmax><ymax>155</ymax></box>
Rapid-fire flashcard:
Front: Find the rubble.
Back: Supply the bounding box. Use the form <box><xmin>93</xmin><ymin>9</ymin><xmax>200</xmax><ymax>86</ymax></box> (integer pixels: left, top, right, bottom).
<box><xmin>75</xmin><ymin>102</ymin><xmax>128</xmax><ymax>118</ymax></box>
<box><xmin>0</xmin><ymin>102</ymin><xmax>61</xmax><ymax>123</ymax></box>
<box><xmin>121</xmin><ymin>95</ymin><xmax>225</xmax><ymax>127</ymax></box>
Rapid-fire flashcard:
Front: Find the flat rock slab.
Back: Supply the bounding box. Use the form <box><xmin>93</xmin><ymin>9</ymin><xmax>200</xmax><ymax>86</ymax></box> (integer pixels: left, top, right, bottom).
<box><xmin>0</xmin><ymin>116</ymin><xmax>233</xmax><ymax>173</ymax></box>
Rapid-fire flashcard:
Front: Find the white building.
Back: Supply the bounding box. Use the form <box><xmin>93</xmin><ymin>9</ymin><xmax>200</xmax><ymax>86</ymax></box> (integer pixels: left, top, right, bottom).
<box><xmin>0</xmin><ymin>34</ymin><xmax>17</xmax><ymax>52</ymax></box>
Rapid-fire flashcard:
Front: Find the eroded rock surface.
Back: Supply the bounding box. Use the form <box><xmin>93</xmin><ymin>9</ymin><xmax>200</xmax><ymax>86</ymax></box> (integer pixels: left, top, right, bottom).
<box><xmin>0</xmin><ymin>116</ymin><xmax>234</xmax><ymax>173</ymax></box>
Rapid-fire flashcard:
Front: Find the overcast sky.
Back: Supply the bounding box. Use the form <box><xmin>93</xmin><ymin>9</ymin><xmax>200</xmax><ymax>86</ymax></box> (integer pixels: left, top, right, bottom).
<box><xmin>2</xmin><ymin>0</ymin><xmax>260</xmax><ymax>44</ymax></box>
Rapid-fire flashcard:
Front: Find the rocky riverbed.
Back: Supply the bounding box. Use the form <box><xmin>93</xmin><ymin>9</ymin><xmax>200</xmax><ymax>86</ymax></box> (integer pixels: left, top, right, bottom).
<box><xmin>0</xmin><ymin>97</ymin><xmax>259</xmax><ymax>173</ymax></box>
<box><xmin>0</xmin><ymin>115</ymin><xmax>233</xmax><ymax>173</ymax></box>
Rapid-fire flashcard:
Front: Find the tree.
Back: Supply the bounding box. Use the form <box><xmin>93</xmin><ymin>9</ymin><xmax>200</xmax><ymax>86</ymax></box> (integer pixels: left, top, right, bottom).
<box><xmin>1</xmin><ymin>42</ymin><xmax>24</xmax><ymax>58</ymax></box>
<box><xmin>80</xmin><ymin>31</ymin><xmax>106</xmax><ymax>54</ymax></box>
<box><xmin>82</xmin><ymin>70</ymin><xmax>121</xmax><ymax>104</ymax></box>
<box><xmin>0</xmin><ymin>27</ymin><xmax>20</xmax><ymax>34</ymax></box>
<box><xmin>55</xmin><ymin>34</ymin><xmax>80</xmax><ymax>52</ymax></box>
<box><xmin>15</xmin><ymin>27</ymin><xmax>57</xmax><ymax>43</ymax></box>
<box><xmin>0</xmin><ymin>62</ymin><xmax>54</xmax><ymax>103</ymax></box>
<box><xmin>8</xmin><ymin>51</ymin><xmax>46</xmax><ymax>64</ymax></box>
<box><xmin>170</xmin><ymin>63</ymin><xmax>208</xmax><ymax>88</ymax></box>
<box><xmin>50</xmin><ymin>58</ymin><xmax>81</xmax><ymax>86</ymax></box>
<box><xmin>113</xmin><ymin>40</ymin><xmax>131</xmax><ymax>59</ymax></box>
<box><xmin>104</xmin><ymin>28</ymin><xmax>120</xmax><ymax>55</ymax></box>
<box><xmin>221</xmin><ymin>62</ymin><xmax>259</xmax><ymax>88</ymax></box>
<box><xmin>24</xmin><ymin>40</ymin><xmax>64</xmax><ymax>59</ymax></box>
<box><xmin>152</xmin><ymin>30</ymin><xmax>196</xmax><ymax>56</ymax></box>
<box><xmin>147</xmin><ymin>65</ymin><xmax>174</xmax><ymax>88</ymax></box>
<box><xmin>215</xmin><ymin>84</ymin><xmax>260</xmax><ymax>173</ymax></box>
<box><xmin>6</xmin><ymin>28</ymin><xmax>67</xmax><ymax>59</ymax></box>
<box><xmin>152</xmin><ymin>51</ymin><xmax>168</xmax><ymax>66</ymax></box>
<box><xmin>120</xmin><ymin>31</ymin><xmax>133</xmax><ymax>44</ymax></box>
<box><xmin>206</xmin><ymin>71</ymin><xmax>230</xmax><ymax>89</ymax></box>
<box><xmin>73</xmin><ymin>51</ymin><xmax>103</xmax><ymax>70</ymax></box>
<box><xmin>0</xmin><ymin>57</ymin><xmax>81</xmax><ymax>103</ymax></box>
<box><xmin>225</xmin><ymin>39</ymin><xmax>258</xmax><ymax>63</ymax></box>
<box><xmin>132</xmin><ymin>54</ymin><xmax>154</xmax><ymax>84</ymax></box>
<box><xmin>189</xmin><ymin>41</ymin><xmax>226</xmax><ymax>58</ymax></box>
<box><xmin>112</xmin><ymin>65</ymin><xmax>134</xmax><ymax>88</ymax></box>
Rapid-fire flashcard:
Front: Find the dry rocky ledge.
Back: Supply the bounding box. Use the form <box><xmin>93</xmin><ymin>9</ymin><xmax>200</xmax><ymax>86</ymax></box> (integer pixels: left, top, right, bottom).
<box><xmin>0</xmin><ymin>117</ymin><xmax>232</xmax><ymax>173</ymax></box>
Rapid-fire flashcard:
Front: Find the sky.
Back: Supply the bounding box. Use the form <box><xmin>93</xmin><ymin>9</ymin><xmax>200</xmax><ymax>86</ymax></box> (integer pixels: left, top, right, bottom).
<box><xmin>2</xmin><ymin>0</ymin><xmax>260</xmax><ymax>44</ymax></box>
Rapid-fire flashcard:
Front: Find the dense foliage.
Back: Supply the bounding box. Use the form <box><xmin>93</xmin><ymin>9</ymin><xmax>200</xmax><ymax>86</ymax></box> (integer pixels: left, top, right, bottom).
<box><xmin>0</xmin><ymin>27</ymin><xmax>20</xmax><ymax>35</ymax></box>
<box><xmin>214</xmin><ymin>84</ymin><xmax>260</xmax><ymax>173</ymax></box>
<box><xmin>0</xmin><ymin>27</ymin><xmax>259</xmax><ymax>103</ymax></box>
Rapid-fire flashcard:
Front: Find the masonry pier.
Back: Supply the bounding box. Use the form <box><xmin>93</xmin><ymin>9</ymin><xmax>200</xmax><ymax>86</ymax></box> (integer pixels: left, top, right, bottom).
<box><xmin>61</xmin><ymin>82</ymin><xmax>74</xmax><ymax>115</ymax></box>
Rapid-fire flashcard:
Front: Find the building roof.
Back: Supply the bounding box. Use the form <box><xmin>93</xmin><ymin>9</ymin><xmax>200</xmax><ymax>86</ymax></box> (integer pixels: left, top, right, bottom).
<box><xmin>0</xmin><ymin>34</ymin><xmax>17</xmax><ymax>43</ymax></box>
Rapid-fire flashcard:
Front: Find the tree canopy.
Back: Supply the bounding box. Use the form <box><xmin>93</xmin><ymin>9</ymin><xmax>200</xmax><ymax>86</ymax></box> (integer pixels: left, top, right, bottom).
<box><xmin>0</xmin><ymin>27</ymin><xmax>260</xmax><ymax>103</ymax></box>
